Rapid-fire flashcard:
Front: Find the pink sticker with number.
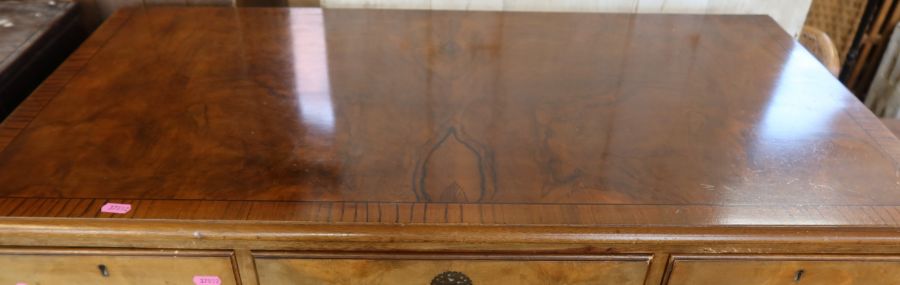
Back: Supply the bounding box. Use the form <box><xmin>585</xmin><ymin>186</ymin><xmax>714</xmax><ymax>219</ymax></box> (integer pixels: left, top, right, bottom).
<box><xmin>100</xmin><ymin>203</ymin><xmax>131</xmax><ymax>214</ymax></box>
<box><xmin>16</xmin><ymin>283</ymin><xmax>27</xmax><ymax>285</ymax></box>
<box><xmin>193</xmin><ymin>276</ymin><xmax>222</xmax><ymax>285</ymax></box>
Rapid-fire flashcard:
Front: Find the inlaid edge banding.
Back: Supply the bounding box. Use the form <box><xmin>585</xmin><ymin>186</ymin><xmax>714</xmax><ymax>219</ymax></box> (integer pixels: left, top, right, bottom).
<box><xmin>1</xmin><ymin>198</ymin><xmax>900</xmax><ymax>226</ymax></box>
<box><xmin>0</xmin><ymin>8</ymin><xmax>135</xmax><ymax>153</ymax></box>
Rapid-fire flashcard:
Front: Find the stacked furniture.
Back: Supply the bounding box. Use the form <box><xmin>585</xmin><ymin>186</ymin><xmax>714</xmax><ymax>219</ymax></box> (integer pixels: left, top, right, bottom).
<box><xmin>0</xmin><ymin>0</ymin><xmax>83</xmax><ymax>120</ymax></box>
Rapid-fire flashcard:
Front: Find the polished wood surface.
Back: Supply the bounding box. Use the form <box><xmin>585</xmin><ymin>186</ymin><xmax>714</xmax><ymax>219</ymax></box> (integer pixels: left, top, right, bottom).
<box><xmin>2</xmin><ymin>7</ymin><xmax>900</xmax><ymax>285</ymax></box>
<box><xmin>882</xmin><ymin>118</ymin><xmax>900</xmax><ymax>138</ymax></box>
<box><xmin>665</xmin><ymin>255</ymin><xmax>900</xmax><ymax>285</ymax></box>
<box><xmin>1</xmin><ymin>7</ymin><xmax>899</xmax><ymax>228</ymax></box>
<box><xmin>255</xmin><ymin>253</ymin><xmax>649</xmax><ymax>285</ymax></box>
<box><xmin>0</xmin><ymin>248</ymin><xmax>238</xmax><ymax>284</ymax></box>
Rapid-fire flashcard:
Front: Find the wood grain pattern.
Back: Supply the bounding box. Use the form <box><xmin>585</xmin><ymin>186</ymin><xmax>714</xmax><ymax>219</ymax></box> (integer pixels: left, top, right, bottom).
<box><xmin>1</xmin><ymin>8</ymin><xmax>899</xmax><ymax>228</ymax></box>
<box><xmin>665</xmin><ymin>255</ymin><xmax>900</xmax><ymax>285</ymax></box>
<box><xmin>0</xmin><ymin>5</ymin><xmax>130</xmax><ymax>153</ymax></box>
<box><xmin>2</xmin><ymin>198</ymin><xmax>900</xmax><ymax>226</ymax></box>
<box><xmin>1</xmin><ymin>8</ymin><xmax>900</xmax><ymax>284</ymax></box>
<box><xmin>0</xmin><ymin>248</ymin><xmax>238</xmax><ymax>284</ymax></box>
<box><xmin>883</xmin><ymin>118</ymin><xmax>900</xmax><ymax>138</ymax></box>
<box><xmin>2</xmin><ymin>219</ymin><xmax>900</xmax><ymax>253</ymax></box>
<box><xmin>235</xmin><ymin>248</ymin><xmax>261</xmax><ymax>285</ymax></box>
<box><xmin>254</xmin><ymin>253</ymin><xmax>650</xmax><ymax>285</ymax></box>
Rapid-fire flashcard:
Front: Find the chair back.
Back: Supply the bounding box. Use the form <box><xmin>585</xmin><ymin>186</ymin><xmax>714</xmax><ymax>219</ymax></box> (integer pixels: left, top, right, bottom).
<box><xmin>799</xmin><ymin>26</ymin><xmax>841</xmax><ymax>76</ymax></box>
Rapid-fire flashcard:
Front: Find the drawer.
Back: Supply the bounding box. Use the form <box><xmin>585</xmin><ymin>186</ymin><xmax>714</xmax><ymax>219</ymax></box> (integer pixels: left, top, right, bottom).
<box><xmin>0</xmin><ymin>249</ymin><xmax>237</xmax><ymax>284</ymax></box>
<box><xmin>665</xmin><ymin>255</ymin><xmax>900</xmax><ymax>285</ymax></box>
<box><xmin>254</xmin><ymin>253</ymin><xmax>651</xmax><ymax>285</ymax></box>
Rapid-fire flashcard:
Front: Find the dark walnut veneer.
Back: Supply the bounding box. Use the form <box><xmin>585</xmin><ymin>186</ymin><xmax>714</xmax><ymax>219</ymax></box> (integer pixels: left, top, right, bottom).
<box><xmin>0</xmin><ymin>7</ymin><xmax>899</xmax><ymax>285</ymax></box>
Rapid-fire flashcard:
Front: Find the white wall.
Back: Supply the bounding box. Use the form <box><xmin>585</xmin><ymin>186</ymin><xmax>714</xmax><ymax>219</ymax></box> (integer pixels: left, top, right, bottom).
<box><xmin>322</xmin><ymin>0</ymin><xmax>813</xmax><ymax>36</ymax></box>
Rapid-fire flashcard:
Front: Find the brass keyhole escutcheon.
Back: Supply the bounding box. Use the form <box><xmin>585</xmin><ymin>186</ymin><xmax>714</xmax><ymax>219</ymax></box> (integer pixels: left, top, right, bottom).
<box><xmin>431</xmin><ymin>271</ymin><xmax>472</xmax><ymax>285</ymax></box>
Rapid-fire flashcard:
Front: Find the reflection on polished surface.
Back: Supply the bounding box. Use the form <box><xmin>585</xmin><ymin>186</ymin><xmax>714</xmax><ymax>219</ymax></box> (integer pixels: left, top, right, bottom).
<box><xmin>291</xmin><ymin>9</ymin><xmax>335</xmax><ymax>135</ymax></box>
<box><xmin>0</xmin><ymin>8</ymin><xmax>898</xmax><ymax>214</ymax></box>
<box><xmin>735</xmin><ymin>44</ymin><xmax>855</xmax><ymax>205</ymax></box>
<box><xmin>756</xmin><ymin>45</ymin><xmax>846</xmax><ymax>142</ymax></box>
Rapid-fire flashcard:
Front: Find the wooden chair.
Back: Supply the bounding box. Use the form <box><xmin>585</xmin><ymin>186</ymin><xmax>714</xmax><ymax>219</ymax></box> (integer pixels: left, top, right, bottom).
<box><xmin>799</xmin><ymin>25</ymin><xmax>841</xmax><ymax>76</ymax></box>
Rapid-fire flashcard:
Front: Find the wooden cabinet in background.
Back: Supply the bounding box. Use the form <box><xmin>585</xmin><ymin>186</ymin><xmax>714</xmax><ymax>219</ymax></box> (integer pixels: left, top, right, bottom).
<box><xmin>0</xmin><ymin>0</ymin><xmax>85</xmax><ymax>121</ymax></box>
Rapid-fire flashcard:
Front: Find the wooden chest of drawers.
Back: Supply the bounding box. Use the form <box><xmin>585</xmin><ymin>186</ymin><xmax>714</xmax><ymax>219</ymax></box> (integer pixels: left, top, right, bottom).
<box><xmin>665</xmin><ymin>255</ymin><xmax>900</xmax><ymax>285</ymax></box>
<box><xmin>3</xmin><ymin>246</ymin><xmax>900</xmax><ymax>284</ymax></box>
<box><xmin>1</xmin><ymin>7</ymin><xmax>899</xmax><ymax>285</ymax></box>
<box><xmin>254</xmin><ymin>254</ymin><xmax>650</xmax><ymax>284</ymax></box>
<box><xmin>0</xmin><ymin>249</ymin><xmax>238</xmax><ymax>284</ymax></box>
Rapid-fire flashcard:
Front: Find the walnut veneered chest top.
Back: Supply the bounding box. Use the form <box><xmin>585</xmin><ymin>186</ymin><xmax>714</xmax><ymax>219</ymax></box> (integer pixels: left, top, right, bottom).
<box><xmin>0</xmin><ymin>7</ymin><xmax>898</xmax><ymax>285</ymax></box>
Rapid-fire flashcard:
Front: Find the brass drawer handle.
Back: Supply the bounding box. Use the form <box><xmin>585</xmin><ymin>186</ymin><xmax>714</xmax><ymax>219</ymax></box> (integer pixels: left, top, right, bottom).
<box><xmin>431</xmin><ymin>271</ymin><xmax>472</xmax><ymax>285</ymax></box>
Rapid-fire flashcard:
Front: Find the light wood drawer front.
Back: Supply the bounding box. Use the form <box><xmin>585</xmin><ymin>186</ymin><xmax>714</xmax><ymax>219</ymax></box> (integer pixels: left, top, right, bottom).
<box><xmin>0</xmin><ymin>253</ymin><xmax>238</xmax><ymax>284</ymax></box>
<box><xmin>256</xmin><ymin>256</ymin><xmax>650</xmax><ymax>285</ymax></box>
<box><xmin>666</xmin><ymin>256</ymin><xmax>900</xmax><ymax>285</ymax></box>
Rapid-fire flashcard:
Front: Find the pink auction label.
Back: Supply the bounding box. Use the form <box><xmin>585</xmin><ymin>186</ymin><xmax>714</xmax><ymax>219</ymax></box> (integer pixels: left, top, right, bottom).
<box><xmin>16</xmin><ymin>283</ymin><xmax>27</xmax><ymax>285</ymax></box>
<box><xmin>100</xmin><ymin>203</ymin><xmax>132</xmax><ymax>214</ymax></box>
<box><xmin>193</xmin><ymin>276</ymin><xmax>222</xmax><ymax>285</ymax></box>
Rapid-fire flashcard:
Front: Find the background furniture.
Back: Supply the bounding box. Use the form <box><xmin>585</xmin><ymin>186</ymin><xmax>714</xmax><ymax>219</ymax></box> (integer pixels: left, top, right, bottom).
<box><xmin>821</xmin><ymin>0</ymin><xmax>900</xmax><ymax>98</ymax></box>
<box><xmin>1</xmin><ymin>7</ymin><xmax>899</xmax><ymax>284</ymax></box>
<box><xmin>0</xmin><ymin>0</ymin><xmax>85</xmax><ymax>121</ymax></box>
<box><xmin>76</xmin><ymin>0</ymin><xmax>320</xmax><ymax>28</ymax></box>
<box><xmin>865</xmin><ymin>22</ymin><xmax>900</xmax><ymax>117</ymax></box>
<box><xmin>799</xmin><ymin>25</ymin><xmax>842</xmax><ymax>75</ymax></box>
<box><xmin>804</xmin><ymin>0</ymin><xmax>869</xmax><ymax>71</ymax></box>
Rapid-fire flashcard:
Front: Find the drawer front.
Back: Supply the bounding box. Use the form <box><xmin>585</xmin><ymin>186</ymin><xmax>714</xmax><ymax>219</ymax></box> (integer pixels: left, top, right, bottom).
<box><xmin>0</xmin><ymin>252</ymin><xmax>237</xmax><ymax>284</ymax></box>
<box><xmin>255</xmin><ymin>255</ymin><xmax>650</xmax><ymax>285</ymax></box>
<box><xmin>666</xmin><ymin>256</ymin><xmax>900</xmax><ymax>285</ymax></box>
